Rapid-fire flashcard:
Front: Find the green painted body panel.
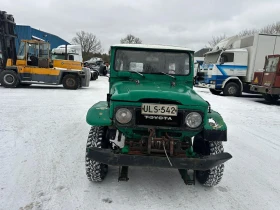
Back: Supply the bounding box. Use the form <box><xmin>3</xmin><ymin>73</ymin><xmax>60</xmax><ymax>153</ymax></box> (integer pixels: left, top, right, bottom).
<box><xmin>204</xmin><ymin>110</ymin><xmax>227</xmax><ymax>131</ymax></box>
<box><xmin>86</xmin><ymin>45</ymin><xmax>226</xmax><ymax>141</ymax></box>
<box><xmin>110</xmin><ymin>80</ymin><xmax>208</xmax><ymax>107</ymax></box>
<box><xmin>86</xmin><ymin>101</ymin><xmax>112</xmax><ymax>126</ymax></box>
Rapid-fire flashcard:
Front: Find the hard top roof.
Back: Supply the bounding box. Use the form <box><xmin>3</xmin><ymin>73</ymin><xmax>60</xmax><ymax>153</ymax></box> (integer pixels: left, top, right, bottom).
<box><xmin>112</xmin><ymin>44</ymin><xmax>193</xmax><ymax>52</ymax></box>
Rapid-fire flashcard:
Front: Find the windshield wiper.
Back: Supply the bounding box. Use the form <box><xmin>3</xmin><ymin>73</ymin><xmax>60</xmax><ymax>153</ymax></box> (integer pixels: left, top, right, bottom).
<box><xmin>160</xmin><ymin>72</ymin><xmax>176</xmax><ymax>80</ymax></box>
<box><xmin>130</xmin><ymin>70</ymin><xmax>145</xmax><ymax>77</ymax></box>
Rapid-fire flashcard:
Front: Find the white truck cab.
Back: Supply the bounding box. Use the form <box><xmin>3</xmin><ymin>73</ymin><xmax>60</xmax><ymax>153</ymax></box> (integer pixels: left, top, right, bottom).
<box><xmin>198</xmin><ymin>34</ymin><xmax>280</xmax><ymax>96</ymax></box>
<box><xmin>51</xmin><ymin>45</ymin><xmax>82</xmax><ymax>62</ymax></box>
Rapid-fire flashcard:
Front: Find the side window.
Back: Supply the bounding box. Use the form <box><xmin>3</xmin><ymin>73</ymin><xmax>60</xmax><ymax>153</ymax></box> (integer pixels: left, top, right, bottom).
<box><xmin>39</xmin><ymin>43</ymin><xmax>49</xmax><ymax>58</ymax></box>
<box><xmin>221</xmin><ymin>53</ymin><xmax>234</xmax><ymax>63</ymax></box>
<box><xmin>69</xmin><ymin>55</ymin><xmax>74</xmax><ymax>60</ymax></box>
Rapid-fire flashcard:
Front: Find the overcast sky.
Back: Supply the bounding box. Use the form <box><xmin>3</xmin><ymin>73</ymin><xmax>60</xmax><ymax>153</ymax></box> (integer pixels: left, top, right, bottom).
<box><xmin>2</xmin><ymin>0</ymin><xmax>280</xmax><ymax>53</ymax></box>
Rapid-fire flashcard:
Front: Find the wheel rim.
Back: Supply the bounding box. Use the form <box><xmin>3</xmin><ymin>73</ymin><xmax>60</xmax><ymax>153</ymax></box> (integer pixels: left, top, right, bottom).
<box><xmin>3</xmin><ymin>74</ymin><xmax>15</xmax><ymax>84</ymax></box>
<box><xmin>66</xmin><ymin>78</ymin><xmax>75</xmax><ymax>87</ymax></box>
<box><xmin>228</xmin><ymin>86</ymin><xmax>237</xmax><ymax>95</ymax></box>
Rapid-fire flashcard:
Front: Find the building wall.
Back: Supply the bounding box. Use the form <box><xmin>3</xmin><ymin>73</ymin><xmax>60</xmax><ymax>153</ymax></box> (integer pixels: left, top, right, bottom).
<box><xmin>15</xmin><ymin>25</ymin><xmax>70</xmax><ymax>51</ymax></box>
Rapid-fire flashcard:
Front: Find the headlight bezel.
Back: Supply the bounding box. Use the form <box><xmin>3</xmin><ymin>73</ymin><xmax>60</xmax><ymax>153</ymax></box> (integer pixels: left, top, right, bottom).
<box><xmin>114</xmin><ymin>106</ymin><xmax>204</xmax><ymax>130</ymax></box>
<box><xmin>184</xmin><ymin>111</ymin><xmax>203</xmax><ymax>129</ymax></box>
<box><xmin>115</xmin><ymin>108</ymin><xmax>133</xmax><ymax>124</ymax></box>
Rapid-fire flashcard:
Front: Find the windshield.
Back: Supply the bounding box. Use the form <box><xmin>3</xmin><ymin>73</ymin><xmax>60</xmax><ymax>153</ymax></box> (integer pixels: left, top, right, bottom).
<box><xmin>114</xmin><ymin>49</ymin><xmax>190</xmax><ymax>75</ymax></box>
<box><xmin>204</xmin><ymin>51</ymin><xmax>221</xmax><ymax>64</ymax></box>
<box><xmin>17</xmin><ymin>42</ymin><xmax>26</xmax><ymax>60</ymax></box>
<box><xmin>52</xmin><ymin>54</ymin><xmax>65</xmax><ymax>60</ymax></box>
<box><xmin>265</xmin><ymin>57</ymin><xmax>279</xmax><ymax>72</ymax></box>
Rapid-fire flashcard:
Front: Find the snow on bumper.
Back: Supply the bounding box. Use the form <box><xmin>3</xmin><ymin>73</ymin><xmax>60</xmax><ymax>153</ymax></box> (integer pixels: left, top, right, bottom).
<box><xmin>86</xmin><ymin>147</ymin><xmax>232</xmax><ymax>170</ymax></box>
<box><xmin>197</xmin><ymin>82</ymin><xmax>216</xmax><ymax>89</ymax></box>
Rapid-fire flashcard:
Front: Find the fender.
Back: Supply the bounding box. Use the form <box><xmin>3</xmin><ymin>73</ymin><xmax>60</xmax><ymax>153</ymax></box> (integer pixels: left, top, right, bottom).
<box><xmin>86</xmin><ymin>101</ymin><xmax>112</xmax><ymax>126</ymax></box>
<box><xmin>203</xmin><ymin>110</ymin><xmax>227</xmax><ymax>141</ymax></box>
<box><xmin>222</xmin><ymin>77</ymin><xmax>243</xmax><ymax>92</ymax></box>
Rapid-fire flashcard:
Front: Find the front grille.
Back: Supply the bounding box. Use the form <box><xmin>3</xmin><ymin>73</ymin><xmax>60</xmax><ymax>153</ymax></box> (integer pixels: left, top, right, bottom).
<box><xmin>135</xmin><ymin>109</ymin><xmax>183</xmax><ymax>127</ymax></box>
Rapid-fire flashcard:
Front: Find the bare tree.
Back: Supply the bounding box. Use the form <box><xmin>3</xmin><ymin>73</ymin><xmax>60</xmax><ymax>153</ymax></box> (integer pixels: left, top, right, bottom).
<box><xmin>238</xmin><ymin>28</ymin><xmax>259</xmax><ymax>37</ymax></box>
<box><xmin>120</xmin><ymin>34</ymin><xmax>142</xmax><ymax>44</ymax></box>
<box><xmin>260</xmin><ymin>21</ymin><xmax>280</xmax><ymax>34</ymax></box>
<box><xmin>208</xmin><ymin>34</ymin><xmax>227</xmax><ymax>47</ymax></box>
<box><xmin>239</xmin><ymin>22</ymin><xmax>280</xmax><ymax>37</ymax></box>
<box><xmin>72</xmin><ymin>31</ymin><xmax>102</xmax><ymax>60</ymax></box>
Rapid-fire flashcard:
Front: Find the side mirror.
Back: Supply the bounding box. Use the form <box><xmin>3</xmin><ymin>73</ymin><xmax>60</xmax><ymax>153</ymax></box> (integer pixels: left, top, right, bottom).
<box><xmin>220</xmin><ymin>57</ymin><xmax>224</xmax><ymax>64</ymax></box>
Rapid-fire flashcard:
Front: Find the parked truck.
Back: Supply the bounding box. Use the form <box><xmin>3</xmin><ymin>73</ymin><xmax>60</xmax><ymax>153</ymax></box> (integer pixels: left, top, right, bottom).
<box><xmin>51</xmin><ymin>45</ymin><xmax>98</xmax><ymax>80</ymax></box>
<box><xmin>197</xmin><ymin>34</ymin><xmax>280</xmax><ymax>96</ymax></box>
<box><xmin>0</xmin><ymin>10</ymin><xmax>90</xmax><ymax>89</ymax></box>
<box><xmin>250</xmin><ymin>54</ymin><xmax>280</xmax><ymax>102</ymax></box>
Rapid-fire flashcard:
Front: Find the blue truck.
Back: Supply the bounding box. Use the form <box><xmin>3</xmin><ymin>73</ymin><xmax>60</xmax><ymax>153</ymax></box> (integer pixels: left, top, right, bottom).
<box><xmin>197</xmin><ymin>34</ymin><xmax>280</xmax><ymax>96</ymax></box>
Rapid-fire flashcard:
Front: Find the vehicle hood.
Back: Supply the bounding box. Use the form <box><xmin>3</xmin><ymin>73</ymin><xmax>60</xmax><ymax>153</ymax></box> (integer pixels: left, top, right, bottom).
<box><xmin>110</xmin><ymin>81</ymin><xmax>208</xmax><ymax>107</ymax></box>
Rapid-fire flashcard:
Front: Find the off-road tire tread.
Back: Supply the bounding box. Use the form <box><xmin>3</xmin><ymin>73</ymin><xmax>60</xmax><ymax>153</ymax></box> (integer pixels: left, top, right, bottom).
<box><xmin>195</xmin><ymin>141</ymin><xmax>225</xmax><ymax>187</ymax></box>
<box><xmin>85</xmin><ymin>126</ymin><xmax>108</xmax><ymax>182</ymax></box>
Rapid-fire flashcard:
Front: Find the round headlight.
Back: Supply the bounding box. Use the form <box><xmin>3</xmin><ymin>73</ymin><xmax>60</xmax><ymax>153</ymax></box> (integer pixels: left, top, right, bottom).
<box><xmin>116</xmin><ymin>108</ymin><xmax>132</xmax><ymax>124</ymax></box>
<box><xmin>185</xmin><ymin>112</ymin><xmax>202</xmax><ymax>128</ymax></box>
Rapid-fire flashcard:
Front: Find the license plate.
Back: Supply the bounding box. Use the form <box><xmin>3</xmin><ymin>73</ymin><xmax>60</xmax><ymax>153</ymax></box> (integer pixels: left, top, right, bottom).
<box><xmin>141</xmin><ymin>104</ymin><xmax>178</xmax><ymax>116</ymax></box>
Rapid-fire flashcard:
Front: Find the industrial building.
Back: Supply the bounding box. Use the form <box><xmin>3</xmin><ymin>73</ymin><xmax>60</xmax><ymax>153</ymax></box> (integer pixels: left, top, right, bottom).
<box><xmin>15</xmin><ymin>25</ymin><xmax>70</xmax><ymax>51</ymax></box>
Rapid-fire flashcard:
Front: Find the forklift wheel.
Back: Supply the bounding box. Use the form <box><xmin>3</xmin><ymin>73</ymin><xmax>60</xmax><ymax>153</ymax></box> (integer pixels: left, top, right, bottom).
<box><xmin>62</xmin><ymin>74</ymin><xmax>79</xmax><ymax>90</ymax></box>
<box><xmin>0</xmin><ymin>70</ymin><xmax>19</xmax><ymax>88</ymax></box>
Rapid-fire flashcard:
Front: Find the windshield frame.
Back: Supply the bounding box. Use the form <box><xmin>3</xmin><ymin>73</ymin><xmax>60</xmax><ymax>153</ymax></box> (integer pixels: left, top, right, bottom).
<box><xmin>113</xmin><ymin>48</ymin><xmax>191</xmax><ymax>76</ymax></box>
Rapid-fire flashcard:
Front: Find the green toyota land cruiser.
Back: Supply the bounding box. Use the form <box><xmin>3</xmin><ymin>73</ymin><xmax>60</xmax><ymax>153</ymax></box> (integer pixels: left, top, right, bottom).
<box><xmin>85</xmin><ymin>44</ymin><xmax>232</xmax><ymax>186</ymax></box>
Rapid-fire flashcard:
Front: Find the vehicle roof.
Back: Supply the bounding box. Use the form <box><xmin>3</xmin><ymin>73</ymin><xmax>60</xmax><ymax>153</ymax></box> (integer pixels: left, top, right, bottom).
<box><xmin>21</xmin><ymin>40</ymin><xmax>48</xmax><ymax>44</ymax></box>
<box><xmin>112</xmin><ymin>44</ymin><xmax>193</xmax><ymax>52</ymax></box>
<box><xmin>205</xmin><ymin>48</ymin><xmax>247</xmax><ymax>55</ymax></box>
<box><xmin>224</xmin><ymin>49</ymin><xmax>247</xmax><ymax>52</ymax></box>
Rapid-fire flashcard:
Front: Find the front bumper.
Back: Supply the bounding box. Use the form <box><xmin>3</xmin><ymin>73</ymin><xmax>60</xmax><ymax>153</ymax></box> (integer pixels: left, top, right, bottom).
<box><xmin>197</xmin><ymin>82</ymin><xmax>215</xmax><ymax>89</ymax></box>
<box><xmin>86</xmin><ymin>147</ymin><xmax>232</xmax><ymax>170</ymax></box>
<box><xmin>250</xmin><ymin>84</ymin><xmax>280</xmax><ymax>95</ymax></box>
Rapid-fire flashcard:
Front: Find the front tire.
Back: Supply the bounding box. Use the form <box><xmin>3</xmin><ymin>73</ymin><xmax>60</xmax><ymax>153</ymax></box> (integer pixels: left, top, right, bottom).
<box><xmin>193</xmin><ymin>136</ymin><xmax>224</xmax><ymax>187</ymax></box>
<box><xmin>62</xmin><ymin>74</ymin><xmax>79</xmax><ymax>90</ymax></box>
<box><xmin>223</xmin><ymin>82</ymin><xmax>241</xmax><ymax>96</ymax></box>
<box><xmin>210</xmin><ymin>89</ymin><xmax>222</xmax><ymax>95</ymax></box>
<box><xmin>85</xmin><ymin>126</ymin><xmax>109</xmax><ymax>182</ymax></box>
<box><xmin>262</xmin><ymin>94</ymin><xmax>279</xmax><ymax>103</ymax></box>
<box><xmin>0</xmin><ymin>70</ymin><xmax>19</xmax><ymax>88</ymax></box>
<box><xmin>92</xmin><ymin>72</ymin><xmax>98</xmax><ymax>80</ymax></box>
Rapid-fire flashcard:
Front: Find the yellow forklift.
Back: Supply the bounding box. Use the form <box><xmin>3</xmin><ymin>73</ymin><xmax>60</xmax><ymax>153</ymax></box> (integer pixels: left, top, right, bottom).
<box><xmin>0</xmin><ymin>11</ymin><xmax>90</xmax><ymax>90</ymax></box>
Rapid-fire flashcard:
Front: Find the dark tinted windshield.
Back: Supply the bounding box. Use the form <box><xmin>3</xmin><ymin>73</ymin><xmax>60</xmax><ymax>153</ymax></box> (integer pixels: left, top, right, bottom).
<box><xmin>114</xmin><ymin>49</ymin><xmax>190</xmax><ymax>75</ymax></box>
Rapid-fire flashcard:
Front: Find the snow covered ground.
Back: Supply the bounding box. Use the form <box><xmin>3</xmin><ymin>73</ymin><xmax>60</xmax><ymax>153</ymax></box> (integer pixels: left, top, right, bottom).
<box><xmin>0</xmin><ymin>77</ymin><xmax>280</xmax><ymax>210</ymax></box>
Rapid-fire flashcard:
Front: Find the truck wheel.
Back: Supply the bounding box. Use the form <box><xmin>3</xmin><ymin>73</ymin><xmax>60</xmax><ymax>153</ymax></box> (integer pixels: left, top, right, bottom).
<box><xmin>92</xmin><ymin>72</ymin><xmax>98</xmax><ymax>80</ymax></box>
<box><xmin>210</xmin><ymin>89</ymin><xmax>222</xmax><ymax>95</ymax></box>
<box><xmin>0</xmin><ymin>70</ymin><xmax>19</xmax><ymax>88</ymax></box>
<box><xmin>85</xmin><ymin>126</ymin><xmax>109</xmax><ymax>182</ymax></box>
<box><xmin>223</xmin><ymin>82</ymin><xmax>241</xmax><ymax>96</ymax></box>
<box><xmin>62</xmin><ymin>74</ymin><xmax>79</xmax><ymax>90</ymax></box>
<box><xmin>193</xmin><ymin>136</ymin><xmax>224</xmax><ymax>187</ymax></box>
<box><xmin>262</xmin><ymin>94</ymin><xmax>279</xmax><ymax>103</ymax></box>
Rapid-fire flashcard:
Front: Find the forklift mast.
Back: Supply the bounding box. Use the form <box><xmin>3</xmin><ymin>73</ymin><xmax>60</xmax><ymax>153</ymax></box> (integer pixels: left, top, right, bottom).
<box><xmin>0</xmin><ymin>10</ymin><xmax>17</xmax><ymax>69</ymax></box>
